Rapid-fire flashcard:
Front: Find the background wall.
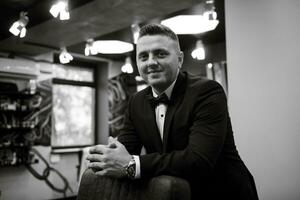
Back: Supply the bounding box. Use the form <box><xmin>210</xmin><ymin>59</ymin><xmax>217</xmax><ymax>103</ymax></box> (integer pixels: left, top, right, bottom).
<box><xmin>225</xmin><ymin>1</ymin><xmax>300</xmax><ymax>199</ymax></box>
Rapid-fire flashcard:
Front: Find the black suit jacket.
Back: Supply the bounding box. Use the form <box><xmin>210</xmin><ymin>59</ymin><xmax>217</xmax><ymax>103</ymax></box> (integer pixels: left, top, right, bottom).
<box><xmin>118</xmin><ymin>71</ymin><xmax>258</xmax><ymax>200</ymax></box>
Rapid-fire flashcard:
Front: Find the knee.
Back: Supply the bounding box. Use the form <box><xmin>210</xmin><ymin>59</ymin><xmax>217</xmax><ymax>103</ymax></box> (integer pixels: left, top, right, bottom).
<box><xmin>147</xmin><ymin>175</ymin><xmax>191</xmax><ymax>200</ymax></box>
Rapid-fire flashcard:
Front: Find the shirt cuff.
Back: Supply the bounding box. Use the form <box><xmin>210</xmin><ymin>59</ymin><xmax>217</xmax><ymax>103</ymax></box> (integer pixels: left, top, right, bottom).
<box><xmin>132</xmin><ymin>155</ymin><xmax>141</xmax><ymax>179</ymax></box>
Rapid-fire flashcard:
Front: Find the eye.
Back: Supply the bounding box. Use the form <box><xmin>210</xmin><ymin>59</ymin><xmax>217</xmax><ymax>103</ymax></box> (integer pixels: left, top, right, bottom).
<box><xmin>138</xmin><ymin>53</ymin><xmax>148</xmax><ymax>61</ymax></box>
<box><xmin>157</xmin><ymin>50</ymin><xmax>168</xmax><ymax>58</ymax></box>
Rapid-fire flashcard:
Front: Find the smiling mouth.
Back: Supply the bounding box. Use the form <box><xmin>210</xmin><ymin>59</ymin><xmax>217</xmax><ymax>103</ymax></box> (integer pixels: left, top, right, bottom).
<box><xmin>147</xmin><ymin>70</ymin><xmax>162</xmax><ymax>74</ymax></box>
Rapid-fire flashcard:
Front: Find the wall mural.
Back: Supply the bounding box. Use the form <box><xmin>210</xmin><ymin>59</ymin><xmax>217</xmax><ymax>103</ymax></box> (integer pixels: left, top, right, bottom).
<box><xmin>31</xmin><ymin>79</ymin><xmax>52</xmax><ymax>146</ymax></box>
<box><xmin>108</xmin><ymin>73</ymin><xmax>137</xmax><ymax>137</ymax></box>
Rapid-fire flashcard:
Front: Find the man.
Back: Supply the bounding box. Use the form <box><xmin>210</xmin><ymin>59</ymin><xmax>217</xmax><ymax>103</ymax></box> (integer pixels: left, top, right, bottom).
<box><xmin>87</xmin><ymin>24</ymin><xmax>258</xmax><ymax>200</ymax></box>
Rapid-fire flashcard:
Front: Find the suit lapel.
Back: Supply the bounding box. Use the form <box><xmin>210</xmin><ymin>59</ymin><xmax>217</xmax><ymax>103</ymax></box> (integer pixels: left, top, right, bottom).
<box><xmin>144</xmin><ymin>87</ymin><xmax>163</xmax><ymax>152</ymax></box>
<box><xmin>162</xmin><ymin>72</ymin><xmax>187</xmax><ymax>152</ymax></box>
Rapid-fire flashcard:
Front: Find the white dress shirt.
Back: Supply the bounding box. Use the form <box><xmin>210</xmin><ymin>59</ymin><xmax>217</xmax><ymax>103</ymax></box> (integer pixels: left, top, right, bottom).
<box><xmin>132</xmin><ymin>74</ymin><xmax>178</xmax><ymax>179</ymax></box>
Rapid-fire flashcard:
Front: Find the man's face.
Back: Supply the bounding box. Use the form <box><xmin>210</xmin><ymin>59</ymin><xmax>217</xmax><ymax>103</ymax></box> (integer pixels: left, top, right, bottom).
<box><xmin>136</xmin><ymin>35</ymin><xmax>183</xmax><ymax>93</ymax></box>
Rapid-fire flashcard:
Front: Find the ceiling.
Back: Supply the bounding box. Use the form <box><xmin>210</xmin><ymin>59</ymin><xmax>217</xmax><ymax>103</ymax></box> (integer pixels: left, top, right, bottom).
<box><xmin>0</xmin><ymin>0</ymin><xmax>225</xmax><ymax>62</ymax></box>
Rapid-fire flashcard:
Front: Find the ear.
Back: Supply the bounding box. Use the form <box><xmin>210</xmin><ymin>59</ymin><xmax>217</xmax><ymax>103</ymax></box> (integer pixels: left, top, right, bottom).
<box><xmin>178</xmin><ymin>51</ymin><xmax>184</xmax><ymax>68</ymax></box>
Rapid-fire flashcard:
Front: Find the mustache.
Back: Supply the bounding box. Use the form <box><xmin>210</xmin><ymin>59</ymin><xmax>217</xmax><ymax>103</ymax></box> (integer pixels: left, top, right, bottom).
<box><xmin>146</xmin><ymin>64</ymin><xmax>162</xmax><ymax>73</ymax></box>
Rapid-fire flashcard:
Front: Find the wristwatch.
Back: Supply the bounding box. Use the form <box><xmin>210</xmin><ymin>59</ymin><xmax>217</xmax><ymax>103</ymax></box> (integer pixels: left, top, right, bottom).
<box><xmin>125</xmin><ymin>157</ymin><xmax>136</xmax><ymax>179</ymax></box>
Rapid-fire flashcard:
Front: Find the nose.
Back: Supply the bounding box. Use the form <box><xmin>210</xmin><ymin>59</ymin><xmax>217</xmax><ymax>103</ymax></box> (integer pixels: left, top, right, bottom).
<box><xmin>146</xmin><ymin>54</ymin><xmax>158</xmax><ymax>67</ymax></box>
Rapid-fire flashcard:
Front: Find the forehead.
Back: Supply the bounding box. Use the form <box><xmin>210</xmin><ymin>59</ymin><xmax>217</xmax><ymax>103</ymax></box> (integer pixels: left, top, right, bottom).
<box><xmin>136</xmin><ymin>35</ymin><xmax>177</xmax><ymax>53</ymax></box>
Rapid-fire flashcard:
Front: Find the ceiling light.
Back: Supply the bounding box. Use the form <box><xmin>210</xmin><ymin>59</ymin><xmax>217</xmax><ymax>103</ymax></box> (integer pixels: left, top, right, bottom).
<box><xmin>59</xmin><ymin>47</ymin><xmax>73</xmax><ymax>64</ymax></box>
<box><xmin>50</xmin><ymin>0</ymin><xmax>70</xmax><ymax>20</ymax></box>
<box><xmin>204</xmin><ymin>0</ymin><xmax>217</xmax><ymax>21</ymax></box>
<box><xmin>85</xmin><ymin>39</ymin><xmax>97</xmax><ymax>56</ymax></box>
<box><xmin>191</xmin><ymin>40</ymin><xmax>205</xmax><ymax>60</ymax></box>
<box><xmin>121</xmin><ymin>57</ymin><xmax>133</xmax><ymax>74</ymax></box>
<box><xmin>131</xmin><ymin>24</ymin><xmax>140</xmax><ymax>44</ymax></box>
<box><xmin>203</xmin><ymin>10</ymin><xmax>217</xmax><ymax>21</ymax></box>
<box><xmin>161</xmin><ymin>15</ymin><xmax>219</xmax><ymax>34</ymax></box>
<box><xmin>207</xmin><ymin>63</ymin><xmax>213</xmax><ymax>69</ymax></box>
<box><xmin>9</xmin><ymin>12</ymin><xmax>29</xmax><ymax>38</ymax></box>
<box><xmin>93</xmin><ymin>40</ymin><xmax>134</xmax><ymax>54</ymax></box>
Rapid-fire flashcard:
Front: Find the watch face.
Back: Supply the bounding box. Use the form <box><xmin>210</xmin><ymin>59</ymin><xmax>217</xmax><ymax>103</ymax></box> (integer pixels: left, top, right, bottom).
<box><xmin>127</xmin><ymin>160</ymin><xmax>136</xmax><ymax>179</ymax></box>
<box><xmin>128</xmin><ymin>165</ymin><xmax>135</xmax><ymax>177</ymax></box>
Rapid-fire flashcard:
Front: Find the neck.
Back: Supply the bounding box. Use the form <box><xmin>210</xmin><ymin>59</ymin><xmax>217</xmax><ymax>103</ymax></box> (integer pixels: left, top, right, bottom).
<box><xmin>152</xmin><ymin>74</ymin><xmax>179</xmax><ymax>98</ymax></box>
<box><xmin>152</xmin><ymin>69</ymin><xmax>180</xmax><ymax>95</ymax></box>
<box><xmin>153</xmin><ymin>86</ymin><xmax>168</xmax><ymax>95</ymax></box>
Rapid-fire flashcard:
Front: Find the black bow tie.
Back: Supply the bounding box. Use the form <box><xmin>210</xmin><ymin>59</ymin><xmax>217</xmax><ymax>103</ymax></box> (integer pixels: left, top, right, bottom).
<box><xmin>148</xmin><ymin>93</ymin><xmax>170</xmax><ymax>107</ymax></box>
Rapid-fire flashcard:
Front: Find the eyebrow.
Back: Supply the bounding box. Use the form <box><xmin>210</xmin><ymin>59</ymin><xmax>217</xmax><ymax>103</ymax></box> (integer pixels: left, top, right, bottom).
<box><xmin>137</xmin><ymin>51</ymin><xmax>147</xmax><ymax>57</ymax></box>
<box><xmin>138</xmin><ymin>48</ymin><xmax>168</xmax><ymax>56</ymax></box>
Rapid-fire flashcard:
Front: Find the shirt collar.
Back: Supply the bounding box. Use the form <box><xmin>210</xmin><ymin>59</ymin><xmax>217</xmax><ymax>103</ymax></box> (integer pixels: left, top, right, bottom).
<box><xmin>152</xmin><ymin>70</ymin><xmax>179</xmax><ymax>99</ymax></box>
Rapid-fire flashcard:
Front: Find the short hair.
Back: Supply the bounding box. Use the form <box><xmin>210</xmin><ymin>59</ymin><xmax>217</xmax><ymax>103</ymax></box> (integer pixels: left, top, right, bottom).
<box><xmin>138</xmin><ymin>24</ymin><xmax>179</xmax><ymax>42</ymax></box>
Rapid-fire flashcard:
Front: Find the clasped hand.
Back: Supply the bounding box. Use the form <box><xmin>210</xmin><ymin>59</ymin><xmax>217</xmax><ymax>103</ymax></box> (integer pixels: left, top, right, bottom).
<box><xmin>86</xmin><ymin>136</ymin><xmax>132</xmax><ymax>178</ymax></box>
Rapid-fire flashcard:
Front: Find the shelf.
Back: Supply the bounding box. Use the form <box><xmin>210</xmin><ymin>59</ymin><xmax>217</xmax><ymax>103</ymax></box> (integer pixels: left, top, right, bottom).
<box><xmin>0</xmin><ymin>127</ymin><xmax>36</xmax><ymax>131</ymax></box>
<box><xmin>0</xmin><ymin>108</ymin><xmax>37</xmax><ymax>112</ymax></box>
<box><xmin>0</xmin><ymin>91</ymin><xmax>40</xmax><ymax>98</ymax></box>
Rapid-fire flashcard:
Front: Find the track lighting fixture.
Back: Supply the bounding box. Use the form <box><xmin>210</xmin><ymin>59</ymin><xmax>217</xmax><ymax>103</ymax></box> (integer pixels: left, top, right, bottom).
<box><xmin>203</xmin><ymin>0</ymin><xmax>218</xmax><ymax>21</ymax></box>
<box><xmin>50</xmin><ymin>0</ymin><xmax>70</xmax><ymax>20</ymax></box>
<box><xmin>9</xmin><ymin>12</ymin><xmax>29</xmax><ymax>38</ymax></box>
<box><xmin>121</xmin><ymin>57</ymin><xmax>133</xmax><ymax>74</ymax></box>
<box><xmin>59</xmin><ymin>47</ymin><xmax>73</xmax><ymax>64</ymax></box>
<box><xmin>191</xmin><ymin>40</ymin><xmax>205</xmax><ymax>60</ymax></box>
<box><xmin>131</xmin><ymin>24</ymin><xmax>140</xmax><ymax>44</ymax></box>
<box><xmin>84</xmin><ymin>39</ymin><xmax>97</xmax><ymax>56</ymax></box>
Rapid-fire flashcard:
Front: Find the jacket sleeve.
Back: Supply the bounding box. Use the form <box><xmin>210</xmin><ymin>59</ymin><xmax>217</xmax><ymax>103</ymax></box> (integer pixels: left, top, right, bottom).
<box><xmin>117</xmin><ymin>96</ymin><xmax>143</xmax><ymax>155</ymax></box>
<box><xmin>139</xmin><ymin>81</ymin><xmax>228</xmax><ymax>179</ymax></box>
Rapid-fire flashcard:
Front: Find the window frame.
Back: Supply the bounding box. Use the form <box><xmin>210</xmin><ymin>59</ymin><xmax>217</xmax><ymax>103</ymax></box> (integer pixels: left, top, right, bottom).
<box><xmin>51</xmin><ymin>66</ymin><xmax>97</xmax><ymax>149</ymax></box>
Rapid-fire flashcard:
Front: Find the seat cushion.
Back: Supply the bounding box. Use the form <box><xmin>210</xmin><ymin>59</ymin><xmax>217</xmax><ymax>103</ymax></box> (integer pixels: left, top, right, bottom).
<box><xmin>77</xmin><ymin>169</ymin><xmax>191</xmax><ymax>200</ymax></box>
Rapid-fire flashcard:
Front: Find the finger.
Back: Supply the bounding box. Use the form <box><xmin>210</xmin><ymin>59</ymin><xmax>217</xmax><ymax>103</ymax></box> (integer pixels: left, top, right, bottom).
<box><xmin>113</xmin><ymin>139</ymin><xmax>124</xmax><ymax>148</ymax></box>
<box><xmin>108</xmin><ymin>137</ymin><xmax>117</xmax><ymax>148</ymax></box>
<box><xmin>95</xmin><ymin>169</ymin><xmax>108</xmax><ymax>176</ymax></box>
<box><xmin>86</xmin><ymin>153</ymin><xmax>104</xmax><ymax>162</ymax></box>
<box><xmin>95</xmin><ymin>168</ymin><xmax>126</xmax><ymax>178</ymax></box>
<box><xmin>108</xmin><ymin>136</ymin><xmax>117</xmax><ymax>143</ymax></box>
<box><xmin>87</xmin><ymin>162</ymin><xmax>103</xmax><ymax>171</ymax></box>
<box><xmin>89</xmin><ymin>161</ymin><xmax>112</xmax><ymax>170</ymax></box>
<box><xmin>108</xmin><ymin>142</ymin><xmax>117</xmax><ymax>149</ymax></box>
<box><xmin>89</xmin><ymin>145</ymin><xmax>107</xmax><ymax>154</ymax></box>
